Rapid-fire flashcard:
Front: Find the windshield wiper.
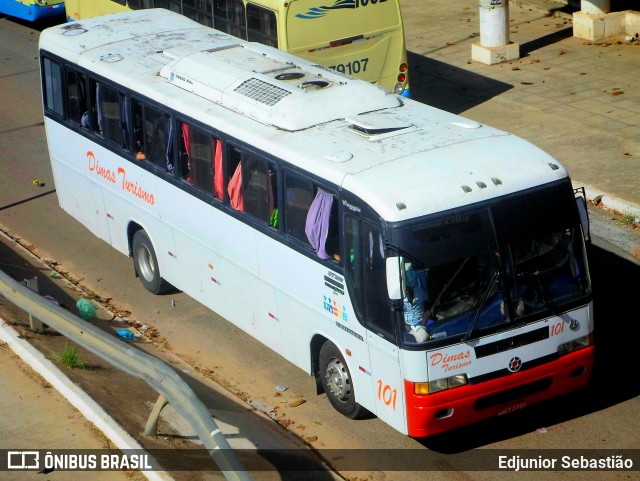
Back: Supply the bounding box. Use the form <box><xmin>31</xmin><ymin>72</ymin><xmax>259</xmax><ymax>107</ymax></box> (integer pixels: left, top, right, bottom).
<box><xmin>461</xmin><ymin>271</ymin><xmax>500</xmax><ymax>342</ymax></box>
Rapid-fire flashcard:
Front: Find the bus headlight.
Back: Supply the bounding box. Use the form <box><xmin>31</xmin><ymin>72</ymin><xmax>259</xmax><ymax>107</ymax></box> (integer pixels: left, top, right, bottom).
<box><xmin>415</xmin><ymin>374</ymin><xmax>468</xmax><ymax>395</ymax></box>
<box><xmin>558</xmin><ymin>334</ymin><xmax>592</xmax><ymax>355</ymax></box>
<box><xmin>36</xmin><ymin>0</ymin><xmax>48</xmax><ymax>6</ymax></box>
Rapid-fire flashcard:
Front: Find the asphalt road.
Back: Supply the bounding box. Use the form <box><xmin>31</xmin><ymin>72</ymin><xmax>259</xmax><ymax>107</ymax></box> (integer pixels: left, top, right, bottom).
<box><xmin>0</xmin><ymin>9</ymin><xmax>639</xmax><ymax>481</ymax></box>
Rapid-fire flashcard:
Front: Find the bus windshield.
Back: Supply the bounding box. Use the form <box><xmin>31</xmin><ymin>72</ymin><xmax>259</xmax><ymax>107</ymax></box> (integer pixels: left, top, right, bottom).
<box><xmin>389</xmin><ymin>182</ymin><xmax>591</xmax><ymax>346</ymax></box>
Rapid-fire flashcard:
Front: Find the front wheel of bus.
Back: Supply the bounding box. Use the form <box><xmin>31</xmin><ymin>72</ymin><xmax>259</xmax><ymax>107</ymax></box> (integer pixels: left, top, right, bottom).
<box><xmin>319</xmin><ymin>342</ymin><xmax>367</xmax><ymax>419</ymax></box>
<box><xmin>132</xmin><ymin>230</ymin><xmax>170</xmax><ymax>295</ymax></box>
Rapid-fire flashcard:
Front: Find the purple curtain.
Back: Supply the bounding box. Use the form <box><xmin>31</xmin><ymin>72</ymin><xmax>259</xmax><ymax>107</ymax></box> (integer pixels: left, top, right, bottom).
<box><xmin>305</xmin><ymin>189</ymin><xmax>333</xmax><ymax>260</ymax></box>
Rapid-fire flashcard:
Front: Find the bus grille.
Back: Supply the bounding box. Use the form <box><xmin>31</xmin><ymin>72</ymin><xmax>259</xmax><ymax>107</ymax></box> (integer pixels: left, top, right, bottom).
<box><xmin>474</xmin><ymin>326</ymin><xmax>549</xmax><ymax>359</ymax></box>
<box><xmin>469</xmin><ymin>353</ymin><xmax>559</xmax><ymax>384</ymax></box>
<box><xmin>234</xmin><ymin>78</ymin><xmax>291</xmax><ymax>106</ymax></box>
<box><xmin>474</xmin><ymin>377</ymin><xmax>552</xmax><ymax>410</ymax></box>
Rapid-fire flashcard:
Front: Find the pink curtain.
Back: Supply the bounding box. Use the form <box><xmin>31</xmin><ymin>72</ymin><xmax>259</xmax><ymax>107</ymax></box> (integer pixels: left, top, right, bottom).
<box><xmin>181</xmin><ymin>124</ymin><xmax>190</xmax><ymax>157</ymax></box>
<box><xmin>228</xmin><ymin>162</ymin><xmax>243</xmax><ymax>211</ymax></box>
<box><xmin>214</xmin><ymin>139</ymin><xmax>224</xmax><ymax>200</ymax></box>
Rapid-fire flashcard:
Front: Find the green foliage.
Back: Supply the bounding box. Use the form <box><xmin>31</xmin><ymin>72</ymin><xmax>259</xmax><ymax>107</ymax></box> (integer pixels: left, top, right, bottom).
<box><xmin>617</xmin><ymin>213</ymin><xmax>637</xmax><ymax>226</ymax></box>
<box><xmin>56</xmin><ymin>344</ymin><xmax>86</xmax><ymax>369</ymax></box>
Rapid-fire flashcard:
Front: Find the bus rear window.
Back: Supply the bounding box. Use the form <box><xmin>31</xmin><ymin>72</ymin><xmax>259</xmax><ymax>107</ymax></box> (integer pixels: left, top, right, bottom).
<box><xmin>183</xmin><ymin>0</ymin><xmax>214</xmax><ymax>27</ymax></box>
<box><xmin>43</xmin><ymin>57</ymin><xmax>64</xmax><ymax>117</ymax></box>
<box><xmin>247</xmin><ymin>4</ymin><xmax>277</xmax><ymax>47</ymax></box>
<box><xmin>214</xmin><ymin>0</ymin><xmax>246</xmax><ymax>39</ymax></box>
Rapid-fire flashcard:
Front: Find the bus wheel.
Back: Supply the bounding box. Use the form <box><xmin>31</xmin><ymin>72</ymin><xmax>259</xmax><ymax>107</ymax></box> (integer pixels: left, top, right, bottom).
<box><xmin>132</xmin><ymin>230</ymin><xmax>170</xmax><ymax>294</ymax></box>
<box><xmin>319</xmin><ymin>342</ymin><xmax>367</xmax><ymax>419</ymax></box>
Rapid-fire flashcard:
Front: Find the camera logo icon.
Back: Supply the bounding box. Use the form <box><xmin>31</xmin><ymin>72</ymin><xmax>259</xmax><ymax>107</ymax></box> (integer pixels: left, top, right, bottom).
<box><xmin>7</xmin><ymin>451</ymin><xmax>40</xmax><ymax>470</ymax></box>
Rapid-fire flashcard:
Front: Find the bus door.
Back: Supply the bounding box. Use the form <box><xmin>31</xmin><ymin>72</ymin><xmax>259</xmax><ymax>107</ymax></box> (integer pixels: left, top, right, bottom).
<box><xmin>367</xmin><ymin>332</ymin><xmax>405</xmax><ymax>432</ymax></box>
<box><xmin>346</xmin><ymin>214</ymin><xmax>405</xmax><ymax>431</ymax></box>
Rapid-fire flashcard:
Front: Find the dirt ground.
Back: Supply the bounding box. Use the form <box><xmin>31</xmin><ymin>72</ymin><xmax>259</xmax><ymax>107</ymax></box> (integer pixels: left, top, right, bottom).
<box><xmin>0</xmin><ymin>231</ymin><xmax>340</xmax><ymax>481</ymax></box>
<box><xmin>0</xmin><ymin>302</ymin><xmax>216</xmax><ymax>481</ymax></box>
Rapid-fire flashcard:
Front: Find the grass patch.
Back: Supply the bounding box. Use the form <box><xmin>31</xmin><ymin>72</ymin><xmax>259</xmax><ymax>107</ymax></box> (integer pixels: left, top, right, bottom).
<box><xmin>56</xmin><ymin>344</ymin><xmax>86</xmax><ymax>369</ymax></box>
<box><xmin>617</xmin><ymin>213</ymin><xmax>637</xmax><ymax>226</ymax></box>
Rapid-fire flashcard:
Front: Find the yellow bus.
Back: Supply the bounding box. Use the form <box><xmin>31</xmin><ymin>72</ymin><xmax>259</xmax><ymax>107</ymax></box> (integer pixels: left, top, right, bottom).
<box><xmin>63</xmin><ymin>0</ymin><xmax>410</xmax><ymax>96</ymax></box>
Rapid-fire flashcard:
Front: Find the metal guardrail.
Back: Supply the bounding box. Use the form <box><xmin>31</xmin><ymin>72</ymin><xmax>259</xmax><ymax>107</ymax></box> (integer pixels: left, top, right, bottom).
<box><xmin>0</xmin><ymin>268</ymin><xmax>252</xmax><ymax>481</ymax></box>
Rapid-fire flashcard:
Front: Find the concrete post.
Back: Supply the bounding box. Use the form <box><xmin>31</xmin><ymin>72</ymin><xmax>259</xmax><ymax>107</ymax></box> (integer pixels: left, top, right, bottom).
<box><xmin>581</xmin><ymin>0</ymin><xmax>611</xmax><ymax>15</ymax></box>
<box><xmin>22</xmin><ymin>277</ymin><xmax>44</xmax><ymax>332</ymax></box>
<box><xmin>574</xmin><ymin>0</ymin><xmax>630</xmax><ymax>41</ymax></box>
<box><xmin>472</xmin><ymin>0</ymin><xmax>520</xmax><ymax>64</ymax></box>
<box><xmin>479</xmin><ymin>0</ymin><xmax>510</xmax><ymax>47</ymax></box>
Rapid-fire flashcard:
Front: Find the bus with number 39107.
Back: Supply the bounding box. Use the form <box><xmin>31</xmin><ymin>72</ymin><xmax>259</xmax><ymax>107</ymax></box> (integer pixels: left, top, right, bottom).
<box><xmin>63</xmin><ymin>0</ymin><xmax>410</xmax><ymax>97</ymax></box>
<box><xmin>39</xmin><ymin>9</ymin><xmax>594</xmax><ymax>437</ymax></box>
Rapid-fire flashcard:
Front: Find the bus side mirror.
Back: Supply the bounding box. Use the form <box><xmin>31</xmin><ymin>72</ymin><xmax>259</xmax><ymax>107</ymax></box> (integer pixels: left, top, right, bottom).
<box><xmin>575</xmin><ymin>189</ymin><xmax>590</xmax><ymax>242</ymax></box>
<box><xmin>386</xmin><ymin>256</ymin><xmax>402</xmax><ymax>300</ymax></box>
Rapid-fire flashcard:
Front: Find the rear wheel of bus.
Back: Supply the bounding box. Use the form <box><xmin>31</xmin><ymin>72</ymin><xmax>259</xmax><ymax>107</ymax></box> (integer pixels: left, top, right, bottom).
<box><xmin>132</xmin><ymin>230</ymin><xmax>171</xmax><ymax>294</ymax></box>
<box><xmin>319</xmin><ymin>341</ymin><xmax>367</xmax><ymax>419</ymax></box>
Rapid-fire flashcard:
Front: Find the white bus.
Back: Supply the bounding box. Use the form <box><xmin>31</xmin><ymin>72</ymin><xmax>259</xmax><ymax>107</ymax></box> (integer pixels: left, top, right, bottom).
<box><xmin>39</xmin><ymin>9</ymin><xmax>594</xmax><ymax>437</ymax></box>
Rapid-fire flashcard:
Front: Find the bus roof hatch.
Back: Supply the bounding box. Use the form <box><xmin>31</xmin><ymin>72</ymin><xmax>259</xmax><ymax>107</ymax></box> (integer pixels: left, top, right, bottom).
<box><xmin>346</xmin><ymin>112</ymin><xmax>417</xmax><ymax>141</ymax></box>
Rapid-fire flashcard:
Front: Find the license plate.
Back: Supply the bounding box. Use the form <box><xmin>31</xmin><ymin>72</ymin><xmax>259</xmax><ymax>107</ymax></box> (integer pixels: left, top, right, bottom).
<box><xmin>497</xmin><ymin>401</ymin><xmax>527</xmax><ymax>416</ymax></box>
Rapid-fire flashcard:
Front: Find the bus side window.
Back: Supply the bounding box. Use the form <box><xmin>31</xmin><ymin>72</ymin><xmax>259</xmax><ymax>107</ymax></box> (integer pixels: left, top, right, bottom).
<box><xmin>66</xmin><ymin>69</ymin><xmax>87</xmax><ymax>127</ymax></box>
<box><xmin>178</xmin><ymin>121</ymin><xmax>220</xmax><ymax>195</ymax></box>
<box><xmin>132</xmin><ymin>99</ymin><xmax>173</xmax><ymax>172</ymax></box>
<box><xmin>227</xmin><ymin>146</ymin><xmax>244</xmax><ymax>211</ymax></box>
<box><xmin>247</xmin><ymin>4</ymin><xmax>278</xmax><ymax>47</ymax></box>
<box><xmin>284</xmin><ymin>173</ymin><xmax>341</xmax><ymax>262</ymax></box>
<box><xmin>214</xmin><ymin>0</ymin><xmax>247</xmax><ymax>40</ymax></box>
<box><xmin>241</xmin><ymin>153</ymin><xmax>278</xmax><ymax>226</ymax></box>
<box><xmin>362</xmin><ymin>223</ymin><xmax>393</xmax><ymax>337</ymax></box>
<box><xmin>284</xmin><ymin>173</ymin><xmax>314</xmax><ymax>243</ymax></box>
<box><xmin>345</xmin><ymin>214</ymin><xmax>365</xmax><ymax>321</ymax></box>
<box><xmin>326</xmin><ymin>196</ymin><xmax>341</xmax><ymax>262</ymax></box>
<box><xmin>94</xmin><ymin>81</ymin><xmax>127</xmax><ymax>149</ymax></box>
<box><xmin>306</xmin><ymin>188</ymin><xmax>341</xmax><ymax>262</ymax></box>
<box><xmin>42</xmin><ymin>57</ymin><xmax>64</xmax><ymax>117</ymax></box>
<box><xmin>345</xmin><ymin>216</ymin><xmax>393</xmax><ymax>337</ymax></box>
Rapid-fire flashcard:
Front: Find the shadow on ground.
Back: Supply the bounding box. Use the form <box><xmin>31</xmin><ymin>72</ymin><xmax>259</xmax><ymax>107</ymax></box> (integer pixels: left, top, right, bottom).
<box><xmin>520</xmin><ymin>26</ymin><xmax>574</xmax><ymax>56</ymax></box>
<box><xmin>407</xmin><ymin>51</ymin><xmax>513</xmax><ymax>113</ymax></box>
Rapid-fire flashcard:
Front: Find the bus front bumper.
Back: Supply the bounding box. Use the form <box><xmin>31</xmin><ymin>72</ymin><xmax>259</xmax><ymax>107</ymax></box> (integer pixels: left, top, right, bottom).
<box><xmin>404</xmin><ymin>346</ymin><xmax>595</xmax><ymax>438</ymax></box>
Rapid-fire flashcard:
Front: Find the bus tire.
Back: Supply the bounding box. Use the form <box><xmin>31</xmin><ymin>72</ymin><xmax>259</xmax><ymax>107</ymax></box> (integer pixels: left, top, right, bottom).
<box><xmin>319</xmin><ymin>341</ymin><xmax>367</xmax><ymax>419</ymax></box>
<box><xmin>132</xmin><ymin>230</ymin><xmax>170</xmax><ymax>294</ymax></box>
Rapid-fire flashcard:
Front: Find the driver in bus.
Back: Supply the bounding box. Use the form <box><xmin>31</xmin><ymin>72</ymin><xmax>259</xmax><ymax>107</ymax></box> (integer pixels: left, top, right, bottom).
<box><xmin>403</xmin><ymin>266</ymin><xmax>429</xmax><ymax>343</ymax></box>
